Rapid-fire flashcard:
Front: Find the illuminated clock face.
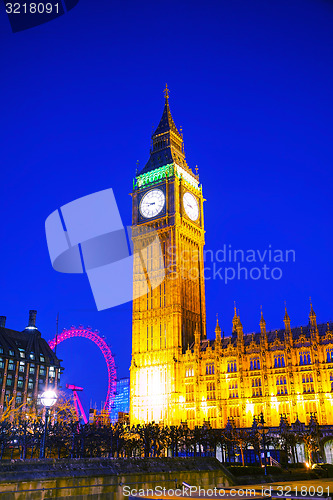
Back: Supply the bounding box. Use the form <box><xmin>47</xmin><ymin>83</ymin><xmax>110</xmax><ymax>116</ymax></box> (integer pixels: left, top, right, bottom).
<box><xmin>139</xmin><ymin>189</ymin><xmax>165</xmax><ymax>218</ymax></box>
<box><xmin>183</xmin><ymin>192</ymin><xmax>199</xmax><ymax>221</ymax></box>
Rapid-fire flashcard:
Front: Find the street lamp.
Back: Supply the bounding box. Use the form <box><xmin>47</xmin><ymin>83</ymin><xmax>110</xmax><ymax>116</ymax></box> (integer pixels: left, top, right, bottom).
<box><xmin>40</xmin><ymin>390</ymin><xmax>57</xmax><ymax>459</ymax></box>
<box><xmin>259</xmin><ymin>411</ymin><xmax>267</xmax><ymax>476</ymax></box>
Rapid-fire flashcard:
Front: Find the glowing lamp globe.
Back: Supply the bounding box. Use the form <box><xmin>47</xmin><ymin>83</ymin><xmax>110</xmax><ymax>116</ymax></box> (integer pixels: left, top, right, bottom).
<box><xmin>41</xmin><ymin>390</ymin><xmax>57</xmax><ymax>408</ymax></box>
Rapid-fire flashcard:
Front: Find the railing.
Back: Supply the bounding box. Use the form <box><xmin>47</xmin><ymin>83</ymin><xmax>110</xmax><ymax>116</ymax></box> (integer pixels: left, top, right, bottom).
<box><xmin>269</xmin><ymin>456</ymin><xmax>281</xmax><ymax>467</ymax></box>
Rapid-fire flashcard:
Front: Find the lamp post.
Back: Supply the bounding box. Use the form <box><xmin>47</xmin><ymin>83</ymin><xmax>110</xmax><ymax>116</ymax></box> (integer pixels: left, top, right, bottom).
<box><xmin>40</xmin><ymin>390</ymin><xmax>57</xmax><ymax>459</ymax></box>
<box><xmin>259</xmin><ymin>411</ymin><xmax>267</xmax><ymax>476</ymax></box>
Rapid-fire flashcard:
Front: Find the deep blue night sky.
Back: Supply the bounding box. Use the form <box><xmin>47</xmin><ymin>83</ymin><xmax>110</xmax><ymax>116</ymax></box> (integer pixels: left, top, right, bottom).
<box><xmin>1</xmin><ymin>0</ymin><xmax>332</xmax><ymax>414</ymax></box>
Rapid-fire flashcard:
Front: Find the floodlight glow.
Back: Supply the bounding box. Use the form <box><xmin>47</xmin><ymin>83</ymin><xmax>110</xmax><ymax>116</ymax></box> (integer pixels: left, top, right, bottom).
<box><xmin>41</xmin><ymin>390</ymin><xmax>57</xmax><ymax>408</ymax></box>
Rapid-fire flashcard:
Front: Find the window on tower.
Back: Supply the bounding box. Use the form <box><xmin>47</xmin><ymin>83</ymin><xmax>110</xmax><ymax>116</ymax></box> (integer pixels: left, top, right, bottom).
<box><xmin>228</xmin><ymin>381</ymin><xmax>238</xmax><ymax>398</ymax></box>
<box><xmin>185</xmin><ymin>367</ymin><xmax>194</xmax><ymax>377</ymax></box>
<box><xmin>206</xmin><ymin>363</ymin><xmax>214</xmax><ymax>375</ymax></box>
<box><xmin>327</xmin><ymin>349</ymin><xmax>333</xmax><ymax>363</ymax></box>
<box><xmin>302</xmin><ymin>373</ymin><xmax>314</xmax><ymax>393</ymax></box>
<box><xmin>252</xmin><ymin>378</ymin><xmax>262</xmax><ymax>397</ymax></box>
<box><xmin>185</xmin><ymin>384</ymin><xmax>194</xmax><ymax>402</ymax></box>
<box><xmin>304</xmin><ymin>401</ymin><xmax>317</xmax><ymax>424</ymax></box>
<box><xmin>250</xmin><ymin>357</ymin><xmax>260</xmax><ymax>370</ymax></box>
<box><xmin>280</xmin><ymin>402</ymin><xmax>290</xmax><ymax>420</ymax></box>
<box><xmin>207</xmin><ymin>382</ymin><xmax>215</xmax><ymax>400</ymax></box>
<box><xmin>276</xmin><ymin>376</ymin><xmax>288</xmax><ymax>395</ymax></box>
<box><xmin>227</xmin><ymin>360</ymin><xmax>237</xmax><ymax>373</ymax></box>
<box><xmin>229</xmin><ymin>406</ymin><xmax>240</xmax><ymax>427</ymax></box>
<box><xmin>274</xmin><ymin>355</ymin><xmax>285</xmax><ymax>368</ymax></box>
<box><xmin>208</xmin><ymin>408</ymin><xmax>217</xmax><ymax>422</ymax></box>
<box><xmin>300</xmin><ymin>352</ymin><xmax>312</xmax><ymax>365</ymax></box>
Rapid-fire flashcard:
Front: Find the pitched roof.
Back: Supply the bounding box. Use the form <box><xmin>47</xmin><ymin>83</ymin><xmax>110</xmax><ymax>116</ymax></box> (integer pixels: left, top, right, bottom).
<box><xmin>0</xmin><ymin>326</ymin><xmax>61</xmax><ymax>366</ymax></box>
<box><xmin>139</xmin><ymin>90</ymin><xmax>192</xmax><ymax>175</ymax></box>
<box><xmin>152</xmin><ymin>97</ymin><xmax>182</xmax><ymax>138</ymax></box>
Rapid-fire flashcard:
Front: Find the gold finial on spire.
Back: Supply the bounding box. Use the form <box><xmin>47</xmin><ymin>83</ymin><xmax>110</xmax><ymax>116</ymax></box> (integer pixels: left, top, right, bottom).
<box><xmin>283</xmin><ymin>302</ymin><xmax>292</xmax><ymax>337</ymax></box>
<box><xmin>164</xmin><ymin>83</ymin><xmax>170</xmax><ymax>100</ymax></box>
<box><xmin>215</xmin><ymin>313</ymin><xmax>221</xmax><ymax>332</ymax></box>
<box><xmin>232</xmin><ymin>301</ymin><xmax>238</xmax><ymax>333</ymax></box>
<box><xmin>284</xmin><ymin>301</ymin><xmax>289</xmax><ymax>319</ymax></box>
<box><xmin>260</xmin><ymin>305</ymin><xmax>267</xmax><ymax>336</ymax></box>
<box><xmin>309</xmin><ymin>296</ymin><xmax>315</xmax><ymax>315</ymax></box>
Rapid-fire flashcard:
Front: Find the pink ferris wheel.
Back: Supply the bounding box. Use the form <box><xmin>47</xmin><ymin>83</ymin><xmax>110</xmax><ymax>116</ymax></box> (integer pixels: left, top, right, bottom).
<box><xmin>48</xmin><ymin>326</ymin><xmax>117</xmax><ymax>412</ymax></box>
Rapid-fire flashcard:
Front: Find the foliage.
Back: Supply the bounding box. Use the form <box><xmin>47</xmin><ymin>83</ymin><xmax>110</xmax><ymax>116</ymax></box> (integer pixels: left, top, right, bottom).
<box><xmin>0</xmin><ymin>403</ymin><xmax>329</xmax><ymax>464</ymax></box>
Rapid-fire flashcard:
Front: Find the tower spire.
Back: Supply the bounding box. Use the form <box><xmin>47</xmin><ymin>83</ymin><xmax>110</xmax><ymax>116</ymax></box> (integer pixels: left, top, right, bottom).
<box><xmin>309</xmin><ymin>297</ymin><xmax>317</xmax><ymax>326</ymax></box>
<box><xmin>284</xmin><ymin>302</ymin><xmax>291</xmax><ymax>330</ymax></box>
<box><xmin>139</xmin><ymin>86</ymin><xmax>194</xmax><ymax>175</ymax></box>
<box><xmin>236</xmin><ymin>308</ymin><xmax>244</xmax><ymax>351</ymax></box>
<box><xmin>215</xmin><ymin>314</ymin><xmax>221</xmax><ymax>347</ymax></box>
<box><xmin>283</xmin><ymin>302</ymin><xmax>293</xmax><ymax>346</ymax></box>
<box><xmin>260</xmin><ymin>305</ymin><xmax>266</xmax><ymax>333</ymax></box>
<box><xmin>260</xmin><ymin>305</ymin><xmax>268</xmax><ymax>347</ymax></box>
<box><xmin>232</xmin><ymin>301</ymin><xmax>239</xmax><ymax>333</ymax></box>
<box><xmin>164</xmin><ymin>83</ymin><xmax>170</xmax><ymax>101</ymax></box>
<box><xmin>309</xmin><ymin>297</ymin><xmax>319</xmax><ymax>343</ymax></box>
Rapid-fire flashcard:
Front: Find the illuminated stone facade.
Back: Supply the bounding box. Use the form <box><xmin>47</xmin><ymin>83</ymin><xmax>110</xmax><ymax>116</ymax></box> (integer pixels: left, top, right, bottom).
<box><xmin>129</xmin><ymin>88</ymin><xmax>333</xmax><ymax>428</ymax></box>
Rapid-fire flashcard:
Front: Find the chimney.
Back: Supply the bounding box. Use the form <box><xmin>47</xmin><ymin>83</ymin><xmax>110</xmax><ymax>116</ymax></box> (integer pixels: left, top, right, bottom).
<box><xmin>28</xmin><ymin>310</ymin><xmax>37</xmax><ymax>328</ymax></box>
<box><xmin>0</xmin><ymin>316</ymin><xmax>6</xmax><ymax>328</ymax></box>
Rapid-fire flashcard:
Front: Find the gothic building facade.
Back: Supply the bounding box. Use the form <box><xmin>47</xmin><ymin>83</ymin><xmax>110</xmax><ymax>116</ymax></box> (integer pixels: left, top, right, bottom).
<box><xmin>129</xmin><ymin>88</ymin><xmax>333</xmax><ymax>428</ymax></box>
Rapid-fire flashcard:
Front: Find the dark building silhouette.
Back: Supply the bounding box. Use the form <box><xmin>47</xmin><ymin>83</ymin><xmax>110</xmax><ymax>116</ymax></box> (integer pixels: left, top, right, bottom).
<box><xmin>0</xmin><ymin>310</ymin><xmax>63</xmax><ymax>415</ymax></box>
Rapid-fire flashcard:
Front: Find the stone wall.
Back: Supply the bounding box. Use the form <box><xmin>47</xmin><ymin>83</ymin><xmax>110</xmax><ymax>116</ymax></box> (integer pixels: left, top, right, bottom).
<box><xmin>0</xmin><ymin>457</ymin><xmax>234</xmax><ymax>500</ymax></box>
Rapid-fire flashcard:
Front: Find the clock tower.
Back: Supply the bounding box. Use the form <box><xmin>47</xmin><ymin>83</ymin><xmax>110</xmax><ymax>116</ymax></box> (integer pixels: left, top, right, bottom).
<box><xmin>130</xmin><ymin>86</ymin><xmax>206</xmax><ymax>425</ymax></box>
